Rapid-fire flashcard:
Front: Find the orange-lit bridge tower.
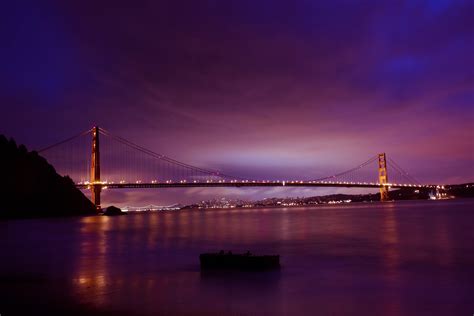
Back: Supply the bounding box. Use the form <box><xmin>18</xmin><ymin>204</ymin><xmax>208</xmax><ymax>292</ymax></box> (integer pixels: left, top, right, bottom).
<box><xmin>378</xmin><ymin>153</ymin><xmax>390</xmax><ymax>201</ymax></box>
<box><xmin>90</xmin><ymin>126</ymin><xmax>102</xmax><ymax>210</ymax></box>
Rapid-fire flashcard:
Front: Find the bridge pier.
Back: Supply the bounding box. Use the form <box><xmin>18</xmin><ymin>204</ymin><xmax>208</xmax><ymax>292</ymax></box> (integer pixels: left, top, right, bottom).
<box><xmin>91</xmin><ymin>184</ymin><xmax>102</xmax><ymax>210</ymax></box>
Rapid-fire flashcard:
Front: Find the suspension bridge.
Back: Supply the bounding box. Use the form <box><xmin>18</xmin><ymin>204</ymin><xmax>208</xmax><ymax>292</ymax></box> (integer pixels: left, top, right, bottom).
<box><xmin>38</xmin><ymin>126</ymin><xmax>439</xmax><ymax>210</ymax></box>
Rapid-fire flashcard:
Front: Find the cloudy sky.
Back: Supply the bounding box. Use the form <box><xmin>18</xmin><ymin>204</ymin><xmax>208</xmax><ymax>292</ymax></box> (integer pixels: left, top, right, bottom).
<box><xmin>1</xmin><ymin>0</ymin><xmax>473</xmax><ymax>205</ymax></box>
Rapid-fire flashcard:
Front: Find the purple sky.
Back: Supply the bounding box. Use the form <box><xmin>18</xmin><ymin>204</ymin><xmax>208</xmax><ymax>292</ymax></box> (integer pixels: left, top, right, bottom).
<box><xmin>1</xmin><ymin>0</ymin><xmax>473</xmax><ymax>205</ymax></box>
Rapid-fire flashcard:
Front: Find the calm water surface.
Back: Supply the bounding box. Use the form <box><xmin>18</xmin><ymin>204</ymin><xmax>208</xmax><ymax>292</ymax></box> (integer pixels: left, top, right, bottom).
<box><xmin>1</xmin><ymin>200</ymin><xmax>473</xmax><ymax>315</ymax></box>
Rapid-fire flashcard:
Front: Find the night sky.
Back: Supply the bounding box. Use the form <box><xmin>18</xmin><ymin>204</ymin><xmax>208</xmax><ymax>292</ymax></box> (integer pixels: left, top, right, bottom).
<box><xmin>1</xmin><ymin>0</ymin><xmax>473</xmax><ymax>205</ymax></box>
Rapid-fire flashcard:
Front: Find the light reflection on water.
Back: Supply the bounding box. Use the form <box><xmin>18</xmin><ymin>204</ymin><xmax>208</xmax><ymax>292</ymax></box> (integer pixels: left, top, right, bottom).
<box><xmin>1</xmin><ymin>200</ymin><xmax>474</xmax><ymax>315</ymax></box>
<box><xmin>381</xmin><ymin>204</ymin><xmax>400</xmax><ymax>280</ymax></box>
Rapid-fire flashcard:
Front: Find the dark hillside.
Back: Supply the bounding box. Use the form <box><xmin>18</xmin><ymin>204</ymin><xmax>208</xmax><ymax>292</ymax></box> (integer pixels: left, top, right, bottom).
<box><xmin>0</xmin><ymin>135</ymin><xmax>96</xmax><ymax>219</ymax></box>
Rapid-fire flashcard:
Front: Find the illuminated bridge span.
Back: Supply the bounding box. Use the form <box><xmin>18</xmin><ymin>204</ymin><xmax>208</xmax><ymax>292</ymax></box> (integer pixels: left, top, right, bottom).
<box><xmin>38</xmin><ymin>126</ymin><xmax>439</xmax><ymax>210</ymax></box>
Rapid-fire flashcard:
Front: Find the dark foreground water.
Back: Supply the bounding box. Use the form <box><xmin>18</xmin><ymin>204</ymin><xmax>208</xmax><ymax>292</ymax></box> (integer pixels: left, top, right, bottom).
<box><xmin>1</xmin><ymin>200</ymin><xmax>473</xmax><ymax>316</ymax></box>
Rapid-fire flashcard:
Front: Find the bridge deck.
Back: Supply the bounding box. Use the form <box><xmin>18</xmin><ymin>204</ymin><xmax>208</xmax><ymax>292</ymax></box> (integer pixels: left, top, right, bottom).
<box><xmin>76</xmin><ymin>182</ymin><xmax>438</xmax><ymax>190</ymax></box>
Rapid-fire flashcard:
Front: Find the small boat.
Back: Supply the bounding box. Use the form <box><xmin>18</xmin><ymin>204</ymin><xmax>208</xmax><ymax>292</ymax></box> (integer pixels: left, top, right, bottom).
<box><xmin>200</xmin><ymin>251</ymin><xmax>280</xmax><ymax>270</ymax></box>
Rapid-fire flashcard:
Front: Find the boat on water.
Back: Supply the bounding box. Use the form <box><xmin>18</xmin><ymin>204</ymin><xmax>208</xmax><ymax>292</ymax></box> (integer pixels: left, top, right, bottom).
<box><xmin>200</xmin><ymin>251</ymin><xmax>280</xmax><ymax>270</ymax></box>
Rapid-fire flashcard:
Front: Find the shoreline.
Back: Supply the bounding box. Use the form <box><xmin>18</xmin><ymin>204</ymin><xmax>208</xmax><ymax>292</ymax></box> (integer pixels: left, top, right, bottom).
<box><xmin>130</xmin><ymin>197</ymin><xmax>464</xmax><ymax>213</ymax></box>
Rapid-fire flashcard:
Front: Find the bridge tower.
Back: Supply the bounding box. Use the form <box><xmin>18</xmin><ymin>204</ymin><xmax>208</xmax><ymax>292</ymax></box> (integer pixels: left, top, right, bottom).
<box><xmin>378</xmin><ymin>153</ymin><xmax>390</xmax><ymax>202</ymax></box>
<box><xmin>90</xmin><ymin>126</ymin><xmax>102</xmax><ymax>211</ymax></box>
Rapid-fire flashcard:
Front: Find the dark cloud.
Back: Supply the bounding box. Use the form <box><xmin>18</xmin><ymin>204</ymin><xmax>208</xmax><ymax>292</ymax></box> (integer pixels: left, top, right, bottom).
<box><xmin>1</xmin><ymin>0</ymin><xmax>473</xmax><ymax>204</ymax></box>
